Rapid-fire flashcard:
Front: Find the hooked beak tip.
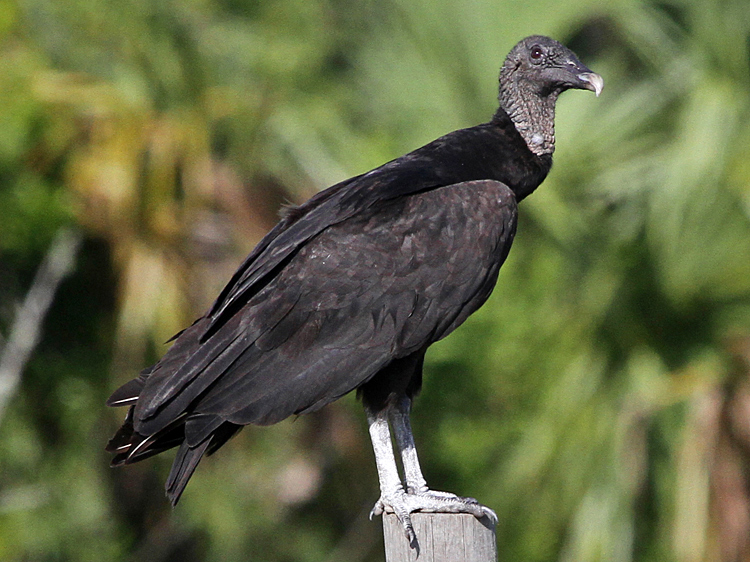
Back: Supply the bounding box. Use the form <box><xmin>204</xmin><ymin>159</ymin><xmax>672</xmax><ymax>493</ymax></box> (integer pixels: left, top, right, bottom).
<box><xmin>578</xmin><ymin>72</ymin><xmax>604</xmax><ymax>97</ymax></box>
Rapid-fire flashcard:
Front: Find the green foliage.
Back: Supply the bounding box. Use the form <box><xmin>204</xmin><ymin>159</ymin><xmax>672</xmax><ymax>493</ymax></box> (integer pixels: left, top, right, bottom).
<box><xmin>1</xmin><ymin>0</ymin><xmax>750</xmax><ymax>561</ymax></box>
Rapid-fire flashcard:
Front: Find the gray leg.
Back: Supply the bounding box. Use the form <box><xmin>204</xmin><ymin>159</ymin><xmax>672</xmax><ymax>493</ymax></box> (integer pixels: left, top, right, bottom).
<box><xmin>389</xmin><ymin>396</ymin><xmax>497</xmax><ymax>521</ymax></box>
<box><xmin>366</xmin><ymin>399</ymin><xmax>497</xmax><ymax>552</ymax></box>
<box><xmin>389</xmin><ymin>396</ymin><xmax>427</xmax><ymax>493</ymax></box>
<box><xmin>365</xmin><ymin>405</ymin><xmax>419</xmax><ymax>549</ymax></box>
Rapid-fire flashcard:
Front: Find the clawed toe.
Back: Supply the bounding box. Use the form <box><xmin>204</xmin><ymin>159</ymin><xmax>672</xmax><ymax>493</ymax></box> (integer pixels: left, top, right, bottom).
<box><xmin>411</xmin><ymin>489</ymin><xmax>492</xmax><ymax>520</ymax></box>
<box><xmin>369</xmin><ymin>498</ymin><xmax>384</xmax><ymax>520</ymax></box>
<box><xmin>480</xmin><ymin>504</ymin><xmax>498</xmax><ymax>524</ymax></box>
<box><xmin>372</xmin><ymin>494</ymin><xmax>418</xmax><ymax>550</ymax></box>
<box><xmin>371</xmin><ymin>488</ymin><xmax>496</xmax><ymax>550</ymax></box>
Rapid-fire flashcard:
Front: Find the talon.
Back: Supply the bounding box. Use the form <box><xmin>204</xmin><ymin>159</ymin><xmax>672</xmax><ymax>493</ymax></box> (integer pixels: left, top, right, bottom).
<box><xmin>369</xmin><ymin>499</ymin><xmax>385</xmax><ymax>520</ymax></box>
<box><xmin>397</xmin><ymin>513</ymin><xmax>419</xmax><ymax>552</ymax></box>
<box><xmin>371</xmin><ymin>488</ymin><xmax>495</xmax><ymax>550</ymax></box>
<box><xmin>408</xmin><ymin>528</ymin><xmax>419</xmax><ymax>553</ymax></box>
<box><xmin>404</xmin><ymin>520</ymin><xmax>415</xmax><ymax>543</ymax></box>
<box><xmin>481</xmin><ymin>505</ymin><xmax>499</xmax><ymax>525</ymax></box>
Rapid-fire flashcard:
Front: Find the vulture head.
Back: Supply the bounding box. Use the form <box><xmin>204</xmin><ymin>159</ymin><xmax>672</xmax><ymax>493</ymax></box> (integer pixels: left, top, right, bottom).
<box><xmin>498</xmin><ymin>35</ymin><xmax>603</xmax><ymax>156</ymax></box>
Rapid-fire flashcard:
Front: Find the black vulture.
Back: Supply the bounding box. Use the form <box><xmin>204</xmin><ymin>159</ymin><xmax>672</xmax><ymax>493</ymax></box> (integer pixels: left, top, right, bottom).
<box><xmin>107</xmin><ymin>35</ymin><xmax>602</xmax><ymax>547</ymax></box>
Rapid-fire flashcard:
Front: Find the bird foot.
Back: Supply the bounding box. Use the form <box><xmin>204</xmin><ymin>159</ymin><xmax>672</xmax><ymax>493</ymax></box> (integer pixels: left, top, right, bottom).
<box><xmin>370</xmin><ymin>488</ymin><xmax>497</xmax><ymax>550</ymax></box>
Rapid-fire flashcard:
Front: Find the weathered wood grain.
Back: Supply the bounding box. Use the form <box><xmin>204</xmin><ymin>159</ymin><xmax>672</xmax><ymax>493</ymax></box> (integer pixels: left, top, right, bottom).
<box><xmin>383</xmin><ymin>513</ymin><xmax>496</xmax><ymax>562</ymax></box>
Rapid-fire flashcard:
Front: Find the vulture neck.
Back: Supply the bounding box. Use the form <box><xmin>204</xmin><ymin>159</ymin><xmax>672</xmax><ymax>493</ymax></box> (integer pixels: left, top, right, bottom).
<box><xmin>498</xmin><ymin>77</ymin><xmax>560</xmax><ymax>157</ymax></box>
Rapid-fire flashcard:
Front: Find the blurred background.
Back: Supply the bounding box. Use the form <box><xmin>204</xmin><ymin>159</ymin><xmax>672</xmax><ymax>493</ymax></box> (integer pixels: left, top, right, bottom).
<box><xmin>1</xmin><ymin>0</ymin><xmax>750</xmax><ymax>560</ymax></box>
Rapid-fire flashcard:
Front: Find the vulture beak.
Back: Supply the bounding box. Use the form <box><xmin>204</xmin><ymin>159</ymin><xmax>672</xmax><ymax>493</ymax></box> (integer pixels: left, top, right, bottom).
<box><xmin>577</xmin><ymin>72</ymin><xmax>604</xmax><ymax>97</ymax></box>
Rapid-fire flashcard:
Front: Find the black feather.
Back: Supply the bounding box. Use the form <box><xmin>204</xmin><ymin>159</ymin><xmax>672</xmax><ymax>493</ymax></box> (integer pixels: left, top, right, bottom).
<box><xmin>166</xmin><ymin>438</ymin><xmax>212</xmax><ymax>506</ymax></box>
<box><xmin>106</xmin><ymin>35</ymin><xmax>601</xmax><ymax>505</ymax></box>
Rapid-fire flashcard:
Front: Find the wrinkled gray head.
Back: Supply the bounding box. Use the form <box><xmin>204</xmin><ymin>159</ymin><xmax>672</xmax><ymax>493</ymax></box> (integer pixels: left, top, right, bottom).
<box><xmin>498</xmin><ymin>36</ymin><xmax>602</xmax><ymax>156</ymax></box>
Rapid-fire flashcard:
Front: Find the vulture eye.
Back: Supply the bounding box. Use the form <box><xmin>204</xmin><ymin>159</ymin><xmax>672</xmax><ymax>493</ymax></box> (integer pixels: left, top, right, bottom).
<box><xmin>530</xmin><ymin>45</ymin><xmax>544</xmax><ymax>61</ymax></box>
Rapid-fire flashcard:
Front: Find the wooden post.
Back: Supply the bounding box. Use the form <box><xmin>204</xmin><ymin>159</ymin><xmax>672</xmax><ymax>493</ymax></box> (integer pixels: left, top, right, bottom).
<box><xmin>383</xmin><ymin>513</ymin><xmax>497</xmax><ymax>562</ymax></box>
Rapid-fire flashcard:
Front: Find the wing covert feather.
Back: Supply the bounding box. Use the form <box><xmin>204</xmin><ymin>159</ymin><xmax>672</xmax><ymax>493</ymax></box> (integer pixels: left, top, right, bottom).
<box><xmin>133</xmin><ymin>180</ymin><xmax>516</xmax><ymax>436</ymax></box>
<box><xmin>190</xmin><ymin>180</ymin><xmax>516</xmax><ymax>424</ymax></box>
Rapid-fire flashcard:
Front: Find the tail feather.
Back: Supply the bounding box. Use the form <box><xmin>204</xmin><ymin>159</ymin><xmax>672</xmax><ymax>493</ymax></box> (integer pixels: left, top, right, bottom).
<box><xmin>107</xmin><ymin>407</ymin><xmax>240</xmax><ymax>501</ymax></box>
<box><xmin>106</xmin><ymin>368</ymin><xmax>152</xmax><ymax>407</ymax></box>
<box><xmin>166</xmin><ymin>438</ymin><xmax>212</xmax><ymax>506</ymax></box>
<box><xmin>111</xmin><ymin>436</ymin><xmax>186</xmax><ymax>467</ymax></box>
<box><xmin>105</xmin><ymin>407</ymin><xmax>136</xmax><ymax>454</ymax></box>
<box><xmin>106</xmin><ymin>320</ymin><xmax>242</xmax><ymax>504</ymax></box>
<box><xmin>108</xmin><ymin>413</ymin><xmax>188</xmax><ymax>466</ymax></box>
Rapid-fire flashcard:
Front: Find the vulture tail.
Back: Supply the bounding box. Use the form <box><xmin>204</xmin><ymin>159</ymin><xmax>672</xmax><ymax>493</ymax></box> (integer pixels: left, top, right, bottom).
<box><xmin>165</xmin><ymin>439</ymin><xmax>212</xmax><ymax>506</ymax></box>
<box><xmin>106</xmin><ymin>409</ymin><xmax>187</xmax><ymax>466</ymax></box>
<box><xmin>164</xmin><ymin>421</ymin><xmax>243</xmax><ymax>504</ymax></box>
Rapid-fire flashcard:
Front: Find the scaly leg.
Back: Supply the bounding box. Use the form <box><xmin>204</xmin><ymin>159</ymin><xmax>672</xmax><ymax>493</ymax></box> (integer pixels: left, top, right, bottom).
<box><xmin>390</xmin><ymin>396</ymin><xmax>497</xmax><ymax>520</ymax></box>
<box><xmin>366</xmin><ymin>399</ymin><xmax>497</xmax><ymax>551</ymax></box>
<box><xmin>365</xmin><ymin>405</ymin><xmax>419</xmax><ymax>550</ymax></box>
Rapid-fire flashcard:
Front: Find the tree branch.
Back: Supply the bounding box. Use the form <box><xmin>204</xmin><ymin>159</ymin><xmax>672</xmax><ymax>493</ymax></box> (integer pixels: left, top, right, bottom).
<box><xmin>0</xmin><ymin>228</ymin><xmax>83</xmax><ymax>423</ymax></box>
